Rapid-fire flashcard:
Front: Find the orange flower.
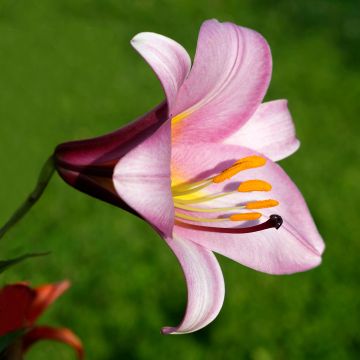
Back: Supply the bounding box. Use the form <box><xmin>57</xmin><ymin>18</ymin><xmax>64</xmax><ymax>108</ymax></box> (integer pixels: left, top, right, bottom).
<box><xmin>0</xmin><ymin>281</ymin><xmax>84</xmax><ymax>359</ymax></box>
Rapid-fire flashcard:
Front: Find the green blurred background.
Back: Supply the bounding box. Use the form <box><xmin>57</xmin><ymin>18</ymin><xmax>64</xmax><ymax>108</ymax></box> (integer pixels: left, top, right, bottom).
<box><xmin>1</xmin><ymin>0</ymin><xmax>359</xmax><ymax>359</ymax></box>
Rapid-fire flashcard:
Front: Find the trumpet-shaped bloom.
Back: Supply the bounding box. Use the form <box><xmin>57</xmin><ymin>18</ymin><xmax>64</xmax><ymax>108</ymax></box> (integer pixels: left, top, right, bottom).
<box><xmin>0</xmin><ymin>281</ymin><xmax>84</xmax><ymax>358</ymax></box>
<box><xmin>54</xmin><ymin>19</ymin><xmax>325</xmax><ymax>334</ymax></box>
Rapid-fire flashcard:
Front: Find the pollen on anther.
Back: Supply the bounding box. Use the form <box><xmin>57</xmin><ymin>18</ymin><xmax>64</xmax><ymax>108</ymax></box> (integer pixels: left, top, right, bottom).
<box><xmin>213</xmin><ymin>156</ymin><xmax>267</xmax><ymax>184</ymax></box>
<box><xmin>233</xmin><ymin>155</ymin><xmax>266</xmax><ymax>167</ymax></box>
<box><xmin>230</xmin><ymin>212</ymin><xmax>262</xmax><ymax>221</ymax></box>
<box><xmin>238</xmin><ymin>180</ymin><xmax>272</xmax><ymax>192</ymax></box>
<box><xmin>246</xmin><ymin>199</ymin><xmax>279</xmax><ymax>209</ymax></box>
<box><xmin>213</xmin><ymin>165</ymin><xmax>245</xmax><ymax>183</ymax></box>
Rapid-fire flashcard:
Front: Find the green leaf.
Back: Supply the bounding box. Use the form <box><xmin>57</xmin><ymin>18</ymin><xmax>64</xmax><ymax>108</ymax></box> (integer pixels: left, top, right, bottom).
<box><xmin>0</xmin><ymin>329</ymin><xmax>25</xmax><ymax>353</ymax></box>
<box><xmin>0</xmin><ymin>252</ymin><xmax>50</xmax><ymax>275</ymax></box>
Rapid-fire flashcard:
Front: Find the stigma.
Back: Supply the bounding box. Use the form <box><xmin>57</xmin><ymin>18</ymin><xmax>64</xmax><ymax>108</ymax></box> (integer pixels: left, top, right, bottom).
<box><xmin>172</xmin><ymin>155</ymin><xmax>283</xmax><ymax>234</ymax></box>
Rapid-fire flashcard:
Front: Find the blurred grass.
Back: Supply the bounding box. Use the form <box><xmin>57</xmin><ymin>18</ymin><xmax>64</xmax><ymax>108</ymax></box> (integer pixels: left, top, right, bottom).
<box><xmin>0</xmin><ymin>0</ymin><xmax>359</xmax><ymax>359</ymax></box>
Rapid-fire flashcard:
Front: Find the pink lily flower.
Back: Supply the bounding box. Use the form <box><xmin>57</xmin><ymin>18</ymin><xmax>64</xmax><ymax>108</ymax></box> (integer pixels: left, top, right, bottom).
<box><xmin>55</xmin><ymin>19</ymin><xmax>325</xmax><ymax>334</ymax></box>
<box><xmin>0</xmin><ymin>281</ymin><xmax>84</xmax><ymax>358</ymax></box>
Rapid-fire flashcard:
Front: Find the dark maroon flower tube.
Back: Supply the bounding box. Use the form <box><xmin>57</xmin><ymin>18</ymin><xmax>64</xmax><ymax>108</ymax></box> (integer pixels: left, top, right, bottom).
<box><xmin>54</xmin><ymin>103</ymin><xmax>167</xmax><ymax>213</ymax></box>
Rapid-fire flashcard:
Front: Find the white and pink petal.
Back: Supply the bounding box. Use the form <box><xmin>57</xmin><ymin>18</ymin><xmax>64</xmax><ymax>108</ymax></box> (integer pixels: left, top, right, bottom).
<box><xmin>171</xmin><ymin>19</ymin><xmax>272</xmax><ymax>144</ymax></box>
<box><xmin>162</xmin><ymin>236</ymin><xmax>225</xmax><ymax>334</ymax></box>
<box><xmin>131</xmin><ymin>32</ymin><xmax>191</xmax><ymax>111</ymax></box>
<box><xmin>224</xmin><ymin>100</ymin><xmax>300</xmax><ymax>161</ymax></box>
<box><xmin>113</xmin><ymin>121</ymin><xmax>174</xmax><ymax>237</ymax></box>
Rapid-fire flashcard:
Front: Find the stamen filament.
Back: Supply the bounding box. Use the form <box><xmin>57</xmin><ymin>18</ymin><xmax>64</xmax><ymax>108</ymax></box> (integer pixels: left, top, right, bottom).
<box><xmin>171</xmin><ymin>178</ymin><xmax>212</xmax><ymax>192</ymax></box>
<box><xmin>174</xmin><ymin>191</ymin><xmax>237</xmax><ymax>204</ymax></box>
<box><xmin>171</xmin><ymin>180</ymin><xmax>212</xmax><ymax>196</ymax></box>
<box><xmin>174</xmin><ymin>202</ymin><xmax>243</xmax><ymax>213</ymax></box>
<box><xmin>175</xmin><ymin>212</ymin><xmax>228</xmax><ymax>222</ymax></box>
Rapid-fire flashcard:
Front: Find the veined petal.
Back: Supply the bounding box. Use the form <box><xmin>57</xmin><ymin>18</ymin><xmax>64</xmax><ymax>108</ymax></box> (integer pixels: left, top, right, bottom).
<box><xmin>27</xmin><ymin>281</ymin><xmax>70</xmax><ymax>325</ymax></box>
<box><xmin>224</xmin><ymin>100</ymin><xmax>300</xmax><ymax>161</ymax></box>
<box><xmin>175</xmin><ymin>222</ymin><xmax>322</xmax><ymax>275</ymax></box>
<box><xmin>162</xmin><ymin>237</ymin><xmax>225</xmax><ymax>334</ymax></box>
<box><xmin>113</xmin><ymin>121</ymin><xmax>174</xmax><ymax>237</ymax></box>
<box><xmin>0</xmin><ymin>284</ymin><xmax>35</xmax><ymax>336</ymax></box>
<box><xmin>22</xmin><ymin>326</ymin><xmax>84</xmax><ymax>359</ymax></box>
<box><xmin>172</xmin><ymin>143</ymin><xmax>324</xmax><ymax>274</ymax></box>
<box><xmin>172</xmin><ymin>19</ymin><xmax>272</xmax><ymax>144</ymax></box>
<box><xmin>131</xmin><ymin>32</ymin><xmax>191</xmax><ymax>110</ymax></box>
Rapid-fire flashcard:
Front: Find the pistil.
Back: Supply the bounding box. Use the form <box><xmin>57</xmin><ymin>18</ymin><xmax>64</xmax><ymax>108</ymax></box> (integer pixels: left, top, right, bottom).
<box><xmin>175</xmin><ymin>214</ymin><xmax>283</xmax><ymax>233</ymax></box>
<box><xmin>175</xmin><ymin>212</ymin><xmax>262</xmax><ymax>223</ymax></box>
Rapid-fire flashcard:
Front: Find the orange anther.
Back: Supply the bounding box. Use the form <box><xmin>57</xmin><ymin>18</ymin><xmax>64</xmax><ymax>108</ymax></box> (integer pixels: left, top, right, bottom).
<box><xmin>238</xmin><ymin>180</ymin><xmax>272</xmax><ymax>192</ymax></box>
<box><xmin>213</xmin><ymin>156</ymin><xmax>267</xmax><ymax>184</ymax></box>
<box><xmin>245</xmin><ymin>199</ymin><xmax>279</xmax><ymax>209</ymax></box>
<box><xmin>233</xmin><ymin>155</ymin><xmax>266</xmax><ymax>167</ymax></box>
<box><xmin>213</xmin><ymin>164</ymin><xmax>246</xmax><ymax>183</ymax></box>
<box><xmin>230</xmin><ymin>212</ymin><xmax>262</xmax><ymax>221</ymax></box>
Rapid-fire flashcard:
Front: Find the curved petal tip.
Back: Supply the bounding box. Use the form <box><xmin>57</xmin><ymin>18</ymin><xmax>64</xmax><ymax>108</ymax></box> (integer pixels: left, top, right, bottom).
<box><xmin>161</xmin><ymin>237</ymin><xmax>225</xmax><ymax>334</ymax></box>
<box><xmin>131</xmin><ymin>31</ymin><xmax>191</xmax><ymax>111</ymax></box>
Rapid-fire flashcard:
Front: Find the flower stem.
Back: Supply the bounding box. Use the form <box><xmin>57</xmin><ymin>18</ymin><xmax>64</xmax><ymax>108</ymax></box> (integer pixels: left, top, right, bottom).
<box><xmin>0</xmin><ymin>155</ymin><xmax>55</xmax><ymax>240</ymax></box>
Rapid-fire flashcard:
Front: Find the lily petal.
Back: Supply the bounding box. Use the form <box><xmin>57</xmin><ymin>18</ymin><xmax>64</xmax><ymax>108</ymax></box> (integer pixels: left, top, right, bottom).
<box><xmin>131</xmin><ymin>32</ymin><xmax>191</xmax><ymax>111</ymax></box>
<box><xmin>224</xmin><ymin>100</ymin><xmax>300</xmax><ymax>161</ymax></box>
<box><xmin>172</xmin><ymin>143</ymin><xmax>324</xmax><ymax>274</ymax></box>
<box><xmin>22</xmin><ymin>326</ymin><xmax>84</xmax><ymax>359</ymax></box>
<box><xmin>162</xmin><ymin>237</ymin><xmax>225</xmax><ymax>334</ymax></box>
<box><xmin>113</xmin><ymin>121</ymin><xmax>174</xmax><ymax>237</ymax></box>
<box><xmin>27</xmin><ymin>281</ymin><xmax>70</xmax><ymax>325</ymax></box>
<box><xmin>0</xmin><ymin>284</ymin><xmax>35</xmax><ymax>336</ymax></box>
<box><xmin>172</xmin><ymin>19</ymin><xmax>272</xmax><ymax>144</ymax></box>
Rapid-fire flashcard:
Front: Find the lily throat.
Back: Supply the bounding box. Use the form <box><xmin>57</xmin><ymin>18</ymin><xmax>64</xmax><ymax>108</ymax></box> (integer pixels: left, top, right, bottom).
<box><xmin>172</xmin><ymin>155</ymin><xmax>283</xmax><ymax>233</ymax></box>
